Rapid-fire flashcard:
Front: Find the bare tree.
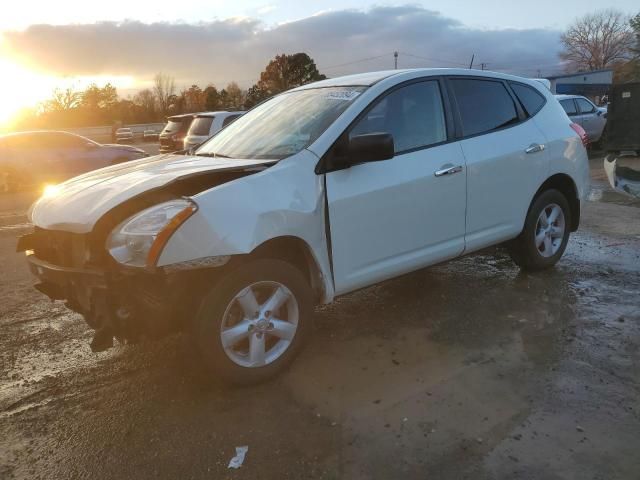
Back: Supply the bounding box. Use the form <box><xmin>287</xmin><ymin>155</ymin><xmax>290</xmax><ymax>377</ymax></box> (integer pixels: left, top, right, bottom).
<box><xmin>153</xmin><ymin>73</ymin><xmax>175</xmax><ymax>115</ymax></box>
<box><xmin>560</xmin><ymin>9</ymin><xmax>635</xmax><ymax>71</ymax></box>
<box><xmin>43</xmin><ymin>87</ymin><xmax>81</xmax><ymax>112</ymax></box>
<box><xmin>225</xmin><ymin>82</ymin><xmax>245</xmax><ymax>109</ymax></box>
<box><xmin>134</xmin><ymin>88</ymin><xmax>156</xmax><ymax>113</ymax></box>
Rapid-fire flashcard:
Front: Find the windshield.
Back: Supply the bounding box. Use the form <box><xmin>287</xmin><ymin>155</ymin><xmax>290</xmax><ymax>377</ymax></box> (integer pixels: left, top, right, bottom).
<box><xmin>195</xmin><ymin>87</ymin><xmax>366</xmax><ymax>160</ymax></box>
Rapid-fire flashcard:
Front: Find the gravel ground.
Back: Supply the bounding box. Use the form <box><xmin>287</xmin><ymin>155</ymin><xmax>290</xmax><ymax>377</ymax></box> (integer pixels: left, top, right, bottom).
<box><xmin>1</xmin><ymin>154</ymin><xmax>639</xmax><ymax>479</ymax></box>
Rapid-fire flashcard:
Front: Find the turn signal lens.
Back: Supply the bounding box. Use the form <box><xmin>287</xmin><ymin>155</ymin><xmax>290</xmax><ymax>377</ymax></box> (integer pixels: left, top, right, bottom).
<box><xmin>146</xmin><ymin>203</ymin><xmax>197</xmax><ymax>266</ymax></box>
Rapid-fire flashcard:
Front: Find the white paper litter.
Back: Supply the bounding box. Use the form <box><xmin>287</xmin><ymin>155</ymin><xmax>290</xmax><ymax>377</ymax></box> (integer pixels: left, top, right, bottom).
<box><xmin>227</xmin><ymin>446</ymin><xmax>248</xmax><ymax>469</ymax></box>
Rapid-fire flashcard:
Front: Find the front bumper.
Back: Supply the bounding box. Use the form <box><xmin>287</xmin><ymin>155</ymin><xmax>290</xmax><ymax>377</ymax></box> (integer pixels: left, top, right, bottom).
<box><xmin>19</xmin><ymin>232</ymin><xmax>206</xmax><ymax>351</ymax></box>
<box><xmin>26</xmin><ymin>253</ymin><xmax>105</xmax><ymax>307</ymax></box>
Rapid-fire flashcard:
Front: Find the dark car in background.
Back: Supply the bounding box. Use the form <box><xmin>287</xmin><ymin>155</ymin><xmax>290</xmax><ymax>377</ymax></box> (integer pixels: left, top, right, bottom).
<box><xmin>0</xmin><ymin>131</ymin><xmax>148</xmax><ymax>193</ymax></box>
<box><xmin>159</xmin><ymin>114</ymin><xmax>197</xmax><ymax>153</ymax></box>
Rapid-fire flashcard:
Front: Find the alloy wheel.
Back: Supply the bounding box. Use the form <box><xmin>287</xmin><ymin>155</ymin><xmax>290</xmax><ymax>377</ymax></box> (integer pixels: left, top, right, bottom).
<box><xmin>220</xmin><ymin>281</ymin><xmax>299</xmax><ymax>368</ymax></box>
<box><xmin>534</xmin><ymin>203</ymin><xmax>566</xmax><ymax>257</ymax></box>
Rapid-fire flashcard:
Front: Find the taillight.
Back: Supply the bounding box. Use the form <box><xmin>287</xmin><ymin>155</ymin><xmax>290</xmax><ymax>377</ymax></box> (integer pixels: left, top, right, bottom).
<box><xmin>570</xmin><ymin>123</ymin><xmax>589</xmax><ymax>147</ymax></box>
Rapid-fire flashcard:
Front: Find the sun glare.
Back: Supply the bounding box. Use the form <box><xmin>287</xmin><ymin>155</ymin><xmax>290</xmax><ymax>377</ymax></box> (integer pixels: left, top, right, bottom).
<box><xmin>0</xmin><ymin>37</ymin><xmax>136</xmax><ymax>131</ymax></box>
<box><xmin>0</xmin><ymin>58</ymin><xmax>54</xmax><ymax>129</ymax></box>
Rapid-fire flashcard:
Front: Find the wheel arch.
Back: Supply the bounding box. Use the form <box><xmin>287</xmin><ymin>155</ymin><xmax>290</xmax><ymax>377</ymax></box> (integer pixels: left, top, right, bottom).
<box><xmin>530</xmin><ymin>174</ymin><xmax>581</xmax><ymax>232</ymax></box>
<box><xmin>241</xmin><ymin>236</ymin><xmax>328</xmax><ymax>303</ymax></box>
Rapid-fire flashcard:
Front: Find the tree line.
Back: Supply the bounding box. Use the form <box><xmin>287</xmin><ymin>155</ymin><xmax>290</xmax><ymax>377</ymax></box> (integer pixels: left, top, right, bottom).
<box><xmin>13</xmin><ymin>52</ymin><xmax>326</xmax><ymax>130</ymax></box>
<box><xmin>11</xmin><ymin>10</ymin><xmax>640</xmax><ymax>131</ymax></box>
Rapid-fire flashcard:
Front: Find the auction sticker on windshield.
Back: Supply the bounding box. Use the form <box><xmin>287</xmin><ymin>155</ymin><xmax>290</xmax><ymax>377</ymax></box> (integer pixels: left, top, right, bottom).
<box><xmin>324</xmin><ymin>90</ymin><xmax>362</xmax><ymax>101</ymax></box>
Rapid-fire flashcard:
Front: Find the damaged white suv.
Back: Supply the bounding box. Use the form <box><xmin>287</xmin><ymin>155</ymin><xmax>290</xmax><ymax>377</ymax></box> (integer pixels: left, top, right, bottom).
<box><xmin>19</xmin><ymin>69</ymin><xmax>590</xmax><ymax>383</ymax></box>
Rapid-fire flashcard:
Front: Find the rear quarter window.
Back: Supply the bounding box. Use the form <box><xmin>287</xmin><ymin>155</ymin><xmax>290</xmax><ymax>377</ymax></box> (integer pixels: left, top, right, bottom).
<box><xmin>451</xmin><ymin>78</ymin><xmax>519</xmax><ymax>137</ymax></box>
<box><xmin>222</xmin><ymin>114</ymin><xmax>242</xmax><ymax>128</ymax></box>
<box><xmin>510</xmin><ymin>82</ymin><xmax>546</xmax><ymax>117</ymax></box>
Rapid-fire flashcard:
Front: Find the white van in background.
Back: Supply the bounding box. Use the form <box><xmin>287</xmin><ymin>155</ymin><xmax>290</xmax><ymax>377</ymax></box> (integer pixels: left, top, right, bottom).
<box><xmin>183</xmin><ymin>111</ymin><xmax>244</xmax><ymax>151</ymax></box>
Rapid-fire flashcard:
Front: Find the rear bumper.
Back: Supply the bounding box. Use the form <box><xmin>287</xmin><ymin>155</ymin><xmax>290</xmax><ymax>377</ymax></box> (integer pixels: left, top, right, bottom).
<box><xmin>159</xmin><ymin>138</ymin><xmax>182</xmax><ymax>152</ymax></box>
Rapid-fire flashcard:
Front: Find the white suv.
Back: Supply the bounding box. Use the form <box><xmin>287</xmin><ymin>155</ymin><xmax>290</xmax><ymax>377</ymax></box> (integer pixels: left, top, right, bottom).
<box><xmin>183</xmin><ymin>111</ymin><xmax>244</xmax><ymax>151</ymax></box>
<box><xmin>20</xmin><ymin>69</ymin><xmax>590</xmax><ymax>383</ymax></box>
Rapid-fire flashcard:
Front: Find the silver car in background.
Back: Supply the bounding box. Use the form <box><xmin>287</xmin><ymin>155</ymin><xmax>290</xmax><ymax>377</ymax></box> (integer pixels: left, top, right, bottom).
<box><xmin>183</xmin><ymin>111</ymin><xmax>244</xmax><ymax>151</ymax></box>
<box><xmin>556</xmin><ymin>95</ymin><xmax>607</xmax><ymax>144</ymax></box>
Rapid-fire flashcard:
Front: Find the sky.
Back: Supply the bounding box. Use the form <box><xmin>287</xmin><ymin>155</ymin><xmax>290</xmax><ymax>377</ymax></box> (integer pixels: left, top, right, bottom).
<box><xmin>0</xmin><ymin>0</ymin><xmax>637</xmax><ymax>126</ymax></box>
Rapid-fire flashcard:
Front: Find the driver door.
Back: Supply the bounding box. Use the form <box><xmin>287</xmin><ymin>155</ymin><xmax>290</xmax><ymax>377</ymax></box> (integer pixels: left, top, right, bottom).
<box><xmin>325</xmin><ymin>79</ymin><xmax>467</xmax><ymax>295</ymax></box>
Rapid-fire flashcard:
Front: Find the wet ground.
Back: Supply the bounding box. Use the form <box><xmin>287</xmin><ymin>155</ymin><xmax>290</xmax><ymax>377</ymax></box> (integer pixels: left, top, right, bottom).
<box><xmin>1</xmin><ymin>154</ymin><xmax>639</xmax><ymax>479</ymax></box>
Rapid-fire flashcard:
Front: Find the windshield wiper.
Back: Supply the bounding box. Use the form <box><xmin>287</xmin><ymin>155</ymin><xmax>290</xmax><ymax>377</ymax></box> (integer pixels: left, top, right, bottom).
<box><xmin>195</xmin><ymin>152</ymin><xmax>232</xmax><ymax>158</ymax></box>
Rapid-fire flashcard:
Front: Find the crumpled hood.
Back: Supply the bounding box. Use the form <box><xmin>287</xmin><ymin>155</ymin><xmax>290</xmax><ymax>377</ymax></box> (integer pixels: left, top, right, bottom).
<box><xmin>30</xmin><ymin>153</ymin><xmax>276</xmax><ymax>233</ymax></box>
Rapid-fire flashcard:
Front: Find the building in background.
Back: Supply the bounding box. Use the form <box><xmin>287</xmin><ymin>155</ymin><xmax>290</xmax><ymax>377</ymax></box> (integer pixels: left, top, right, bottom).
<box><xmin>546</xmin><ymin>69</ymin><xmax>613</xmax><ymax>102</ymax></box>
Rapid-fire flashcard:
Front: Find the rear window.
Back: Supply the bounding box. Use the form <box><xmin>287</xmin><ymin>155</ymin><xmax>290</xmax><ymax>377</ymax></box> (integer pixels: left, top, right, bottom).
<box><xmin>559</xmin><ymin>99</ymin><xmax>577</xmax><ymax>116</ymax></box>
<box><xmin>510</xmin><ymin>83</ymin><xmax>546</xmax><ymax>117</ymax></box>
<box><xmin>189</xmin><ymin>117</ymin><xmax>214</xmax><ymax>136</ymax></box>
<box><xmin>162</xmin><ymin>118</ymin><xmax>190</xmax><ymax>134</ymax></box>
<box><xmin>451</xmin><ymin>78</ymin><xmax>519</xmax><ymax>136</ymax></box>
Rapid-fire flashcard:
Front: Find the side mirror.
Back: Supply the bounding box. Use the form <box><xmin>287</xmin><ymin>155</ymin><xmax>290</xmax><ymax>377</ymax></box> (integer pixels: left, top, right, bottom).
<box><xmin>348</xmin><ymin>133</ymin><xmax>394</xmax><ymax>165</ymax></box>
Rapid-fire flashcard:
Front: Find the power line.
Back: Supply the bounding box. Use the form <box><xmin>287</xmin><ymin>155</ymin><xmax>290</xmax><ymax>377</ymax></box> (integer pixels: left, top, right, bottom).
<box><xmin>321</xmin><ymin>53</ymin><xmax>396</xmax><ymax>71</ymax></box>
<box><xmin>400</xmin><ymin>52</ymin><xmax>469</xmax><ymax>67</ymax></box>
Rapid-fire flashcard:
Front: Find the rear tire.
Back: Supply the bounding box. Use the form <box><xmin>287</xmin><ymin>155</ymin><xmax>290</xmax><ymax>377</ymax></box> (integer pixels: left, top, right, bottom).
<box><xmin>508</xmin><ymin>189</ymin><xmax>571</xmax><ymax>271</ymax></box>
<box><xmin>193</xmin><ymin>259</ymin><xmax>313</xmax><ymax>385</ymax></box>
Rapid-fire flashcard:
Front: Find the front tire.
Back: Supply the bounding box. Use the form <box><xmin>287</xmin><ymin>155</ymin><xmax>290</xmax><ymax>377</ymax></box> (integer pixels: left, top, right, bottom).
<box><xmin>193</xmin><ymin>259</ymin><xmax>313</xmax><ymax>385</ymax></box>
<box><xmin>508</xmin><ymin>189</ymin><xmax>571</xmax><ymax>271</ymax></box>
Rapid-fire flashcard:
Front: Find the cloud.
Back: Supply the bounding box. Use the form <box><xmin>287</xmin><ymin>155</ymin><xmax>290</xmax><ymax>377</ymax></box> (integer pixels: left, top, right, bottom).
<box><xmin>256</xmin><ymin>5</ymin><xmax>277</xmax><ymax>15</ymax></box>
<box><xmin>1</xmin><ymin>5</ymin><xmax>563</xmax><ymax>88</ymax></box>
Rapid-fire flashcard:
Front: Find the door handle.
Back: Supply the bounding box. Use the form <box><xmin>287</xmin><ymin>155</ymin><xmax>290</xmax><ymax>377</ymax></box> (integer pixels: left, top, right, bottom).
<box><xmin>434</xmin><ymin>165</ymin><xmax>463</xmax><ymax>177</ymax></box>
<box><xmin>525</xmin><ymin>143</ymin><xmax>545</xmax><ymax>154</ymax></box>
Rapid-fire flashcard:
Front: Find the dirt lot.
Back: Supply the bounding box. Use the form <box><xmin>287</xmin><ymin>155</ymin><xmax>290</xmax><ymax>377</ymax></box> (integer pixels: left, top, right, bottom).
<box><xmin>1</xmin><ymin>153</ymin><xmax>639</xmax><ymax>479</ymax></box>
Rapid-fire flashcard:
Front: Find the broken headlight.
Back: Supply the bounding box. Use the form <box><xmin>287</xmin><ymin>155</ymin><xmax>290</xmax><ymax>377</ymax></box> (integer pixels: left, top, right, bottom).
<box><xmin>107</xmin><ymin>199</ymin><xmax>197</xmax><ymax>268</ymax></box>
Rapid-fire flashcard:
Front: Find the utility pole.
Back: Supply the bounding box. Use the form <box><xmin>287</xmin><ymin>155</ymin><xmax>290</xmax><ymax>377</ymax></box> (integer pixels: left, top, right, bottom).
<box><xmin>394</xmin><ymin>51</ymin><xmax>398</xmax><ymax>69</ymax></box>
<box><xmin>469</xmin><ymin>54</ymin><xmax>475</xmax><ymax>69</ymax></box>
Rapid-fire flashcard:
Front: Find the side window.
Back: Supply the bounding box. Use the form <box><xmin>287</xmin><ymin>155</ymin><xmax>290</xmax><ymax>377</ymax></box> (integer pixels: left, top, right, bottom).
<box><xmin>576</xmin><ymin>98</ymin><xmax>596</xmax><ymax>114</ymax></box>
<box><xmin>350</xmin><ymin>80</ymin><xmax>446</xmax><ymax>153</ymax></box>
<box><xmin>510</xmin><ymin>83</ymin><xmax>546</xmax><ymax>117</ymax></box>
<box><xmin>451</xmin><ymin>79</ymin><xmax>519</xmax><ymax>136</ymax></box>
<box><xmin>559</xmin><ymin>99</ymin><xmax>578</xmax><ymax>116</ymax></box>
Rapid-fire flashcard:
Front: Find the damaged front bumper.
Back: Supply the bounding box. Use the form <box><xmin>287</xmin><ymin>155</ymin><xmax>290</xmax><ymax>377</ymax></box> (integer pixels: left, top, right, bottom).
<box><xmin>18</xmin><ymin>231</ymin><xmax>207</xmax><ymax>352</ymax></box>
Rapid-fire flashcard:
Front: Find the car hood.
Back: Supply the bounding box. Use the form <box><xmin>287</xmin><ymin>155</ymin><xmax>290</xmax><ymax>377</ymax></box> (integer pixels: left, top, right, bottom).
<box><xmin>30</xmin><ymin>153</ymin><xmax>277</xmax><ymax>233</ymax></box>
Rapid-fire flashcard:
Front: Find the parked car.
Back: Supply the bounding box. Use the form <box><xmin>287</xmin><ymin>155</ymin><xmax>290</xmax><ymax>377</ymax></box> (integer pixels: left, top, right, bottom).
<box><xmin>183</xmin><ymin>112</ymin><xmax>245</xmax><ymax>151</ymax></box>
<box><xmin>115</xmin><ymin>127</ymin><xmax>134</xmax><ymax>144</ymax></box>
<box><xmin>0</xmin><ymin>131</ymin><xmax>148</xmax><ymax>192</ymax></box>
<box><xmin>555</xmin><ymin>95</ymin><xmax>607</xmax><ymax>144</ymax></box>
<box><xmin>143</xmin><ymin>129</ymin><xmax>160</xmax><ymax>141</ymax></box>
<box><xmin>19</xmin><ymin>69</ymin><xmax>589</xmax><ymax>384</ymax></box>
<box><xmin>159</xmin><ymin>114</ymin><xmax>197</xmax><ymax>153</ymax></box>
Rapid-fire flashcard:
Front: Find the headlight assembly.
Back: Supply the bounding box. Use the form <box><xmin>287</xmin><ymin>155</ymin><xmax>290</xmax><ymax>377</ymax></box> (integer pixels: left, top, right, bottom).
<box><xmin>106</xmin><ymin>199</ymin><xmax>197</xmax><ymax>268</ymax></box>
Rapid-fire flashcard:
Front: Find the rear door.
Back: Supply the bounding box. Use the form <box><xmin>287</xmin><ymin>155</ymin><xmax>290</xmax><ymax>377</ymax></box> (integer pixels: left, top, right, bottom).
<box><xmin>449</xmin><ymin>77</ymin><xmax>549</xmax><ymax>251</ymax></box>
<box><xmin>326</xmin><ymin>79</ymin><xmax>467</xmax><ymax>294</ymax></box>
<box><xmin>575</xmin><ymin>97</ymin><xmax>604</xmax><ymax>142</ymax></box>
